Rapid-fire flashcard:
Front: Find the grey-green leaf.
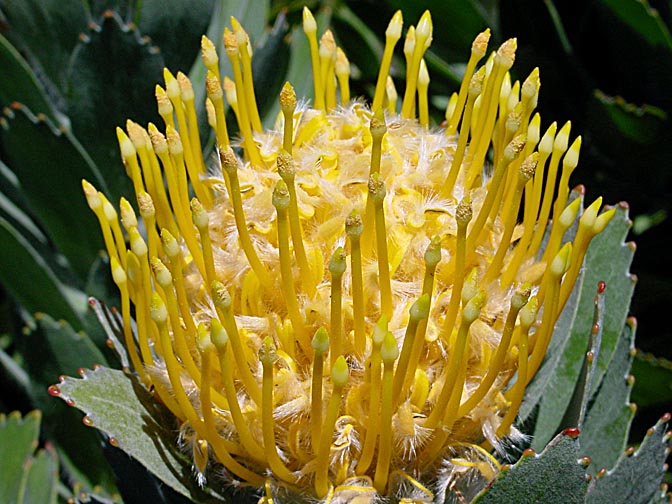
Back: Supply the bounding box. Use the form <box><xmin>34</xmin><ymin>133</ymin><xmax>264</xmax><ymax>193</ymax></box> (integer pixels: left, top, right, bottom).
<box><xmin>560</xmin><ymin>281</ymin><xmax>606</xmax><ymax>432</ymax></box>
<box><xmin>585</xmin><ymin>414</ymin><xmax>671</xmax><ymax>504</ymax></box>
<box><xmin>580</xmin><ymin>320</ymin><xmax>636</xmax><ymax>475</ymax></box>
<box><xmin>527</xmin><ymin>204</ymin><xmax>635</xmax><ymax>450</ymax></box>
<box><xmin>55</xmin><ymin>366</ymin><xmax>229</xmax><ymax>503</ymax></box>
<box><xmin>472</xmin><ymin>431</ymin><xmax>589</xmax><ymax>503</ymax></box>
<box><xmin>18</xmin><ymin>314</ymin><xmax>119</xmax><ymax>502</ymax></box>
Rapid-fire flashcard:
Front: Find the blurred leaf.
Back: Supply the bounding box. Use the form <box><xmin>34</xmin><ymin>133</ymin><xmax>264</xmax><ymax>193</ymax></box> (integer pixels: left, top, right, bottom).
<box><xmin>0</xmin><ymin>104</ymin><xmax>107</xmax><ymax>279</ymax></box>
<box><xmin>591</xmin><ymin>90</ymin><xmax>667</xmax><ymax>145</ymax></box>
<box><xmin>67</xmin><ymin>11</ymin><xmax>164</xmax><ymax>201</ymax></box>
<box><xmin>632</xmin><ymin>209</ymin><xmax>667</xmax><ymax>235</ymax></box>
<box><xmin>20</xmin><ymin>444</ymin><xmax>59</xmax><ymax>504</ymax></box>
<box><xmin>87</xmin><ymin>0</ymin><xmax>132</xmax><ymax>18</ymax></box>
<box><xmin>424</xmin><ymin>49</ymin><xmax>464</xmax><ymax>88</ymax></box>
<box><xmin>250</xmin><ymin>11</ymin><xmax>291</xmax><ymax>121</ymax></box>
<box><xmin>0</xmin><ymin>181</ymin><xmax>50</xmax><ymax>251</ymax></box>
<box><xmin>386</xmin><ymin>0</ymin><xmax>492</xmax><ymax>57</ymax></box>
<box><xmin>543</xmin><ymin>0</ymin><xmax>574</xmax><ymax>56</ymax></box>
<box><xmin>136</xmin><ymin>0</ymin><xmax>216</xmax><ymax>72</ymax></box>
<box><xmin>472</xmin><ymin>431</ymin><xmax>588</xmax><ymax>503</ymax></box>
<box><xmin>0</xmin><ymin>33</ymin><xmax>65</xmax><ymax>126</ymax></box>
<box><xmin>631</xmin><ymin>351</ymin><xmax>672</xmax><ymax>408</ymax></box>
<box><xmin>263</xmin><ymin>7</ymin><xmax>331</xmax><ymax>124</ymax></box>
<box><xmin>0</xmin><ymin>346</ymin><xmax>30</xmax><ymax>396</ymax></box>
<box><xmin>600</xmin><ymin>0</ymin><xmax>672</xmax><ymax>50</ymax></box>
<box><xmin>21</xmin><ymin>313</ymin><xmax>109</xmax><ymax>386</ymax></box>
<box><xmin>0</xmin><ymin>216</ymin><xmax>86</xmax><ymax>325</ymax></box>
<box><xmin>585</xmin><ymin>414</ymin><xmax>671</xmax><ymax>503</ymax></box>
<box><xmin>333</xmin><ymin>3</ymin><xmax>384</xmax><ymax>82</ymax></box>
<box><xmin>0</xmin><ymin>410</ymin><xmax>42</xmax><ymax>504</ymax></box>
<box><xmin>188</xmin><ymin>0</ymin><xmax>272</xmax><ymax>148</ymax></box>
<box><xmin>66</xmin><ymin>10</ymin><xmax>165</xmax><ymax>201</ymax></box>
<box><xmin>586</xmin><ymin>1</ymin><xmax>672</xmax><ymax>111</ymax></box>
<box><xmin>0</xmin><ymin>0</ymin><xmax>88</xmax><ymax>96</ymax></box>
<box><xmin>580</xmin><ymin>320</ymin><xmax>636</xmax><ymax>474</ymax></box>
<box><xmin>525</xmin><ymin>205</ymin><xmax>636</xmax><ymax>450</ymax></box>
<box><xmin>56</xmin><ymin>366</ymin><xmax>230</xmax><ymax>503</ymax></box>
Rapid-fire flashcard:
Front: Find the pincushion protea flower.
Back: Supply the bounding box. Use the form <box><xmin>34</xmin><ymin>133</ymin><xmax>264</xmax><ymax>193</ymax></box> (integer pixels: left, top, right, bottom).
<box><xmin>79</xmin><ymin>7</ymin><xmax>615</xmax><ymax>503</ymax></box>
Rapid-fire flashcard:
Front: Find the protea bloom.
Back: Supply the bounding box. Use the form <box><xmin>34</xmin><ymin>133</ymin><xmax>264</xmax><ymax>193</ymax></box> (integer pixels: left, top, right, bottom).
<box><xmin>81</xmin><ymin>7</ymin><xmax>614</xmax><ymax>503</ymax></box>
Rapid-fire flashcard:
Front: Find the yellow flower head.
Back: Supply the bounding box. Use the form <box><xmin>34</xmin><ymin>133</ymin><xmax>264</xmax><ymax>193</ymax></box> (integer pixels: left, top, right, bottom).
<box><xmin>83</xmin><ymin>7</ymin><xmax>614</xmax><ymax>503</ymax></box>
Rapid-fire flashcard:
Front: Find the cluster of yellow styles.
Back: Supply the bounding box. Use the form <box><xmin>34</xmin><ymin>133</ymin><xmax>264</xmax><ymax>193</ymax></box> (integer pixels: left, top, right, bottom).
<box><xmin>82</xmin><ymin>7</ymin><xmax>614</xmax><ymax>503</ymax></box>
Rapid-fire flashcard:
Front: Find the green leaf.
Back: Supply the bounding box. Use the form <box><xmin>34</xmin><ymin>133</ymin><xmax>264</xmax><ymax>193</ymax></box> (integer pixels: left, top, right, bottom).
<box><xmin>0</xmin><ymin>346</ymin><xmax>30</xmax><ymax>396</ymax></box>
<box><xmin>386</xmin><ymin>0</ymin><xmax>492</xmax><ymax>57</ymax></box>
<box><xmin>631</xmin><ymin>351</ymin><xmax>672</xmax><ymax>408</ymax></box>
<box><xmin>472</xmin><ymin>430</ymin><xmax>589</xmax><ymax>503</ymax></box>
<box><xmin>649</xmin><ymin>485</ymin><xmax>672</xmax><ymax>504</ymax></box>
<box><xmin>136</xmin><ymin>0</ymin><xmax>216</xmax><ymax>72</ymax></box>
<box><xmin>55</xmin><ymin>366</ymin><xmax>230</xmax><ymax>503</ymax></box>
<box><xmin>585</xmin><ymin>414</ymin><xmax>671</xmax><ymax>504</ymax></box>
<box><xmin>524</xmin><ymin>204</ymin><xmax>636</xmax><ymax>450</ymax></box>
<box><xmin>21</xmin><ymin>313</ymin><xmax>109</xmax><ymax>386</ymax></box>
<box><xmin>0</xmin><ymin>33</ymin><xmax>65</xmax><ymax>126</ymax></box>
<box><xmin>0</xmin><ymin>410</ymin><xmax>42</xmax><ymax>504</ymax></box>
<box><xmin>0</xmin><ymin>104</ymin><xmax>107</xmax><ymax>279</ymax></box>
<box><xmin>19</xmin><ymin>444</ymin><xmax>59</xmax><ymax>504</ymax></box>
<box><xmin>600</xmin><ymin>0</ymin><xmax>672</xmax><ymax>51</ymax></box>
<box><xmin>0</xmin><ymin>216</ymin><xmax>86</xmax><ymax>325</ymax></box>
<box><xmin>0</xmin><ymin>0</ymin><xmax>88</xmax><ymax>94</ymax></box>
<box><xmin>333</xmin><ymin>4</ymin><xmax>385</xmax><ymax>82</ymax></box>
<box><xmin>65</xmin><ymin>10</ymin><xmax>165</xmax><ymax>201</ymax></box>
<box><xmin>591</xmin><ymin>90</ymin><xmax>668</xmax><ymax>145</ymax></box>
<box><xmin>0</xmin><ymin>179</ymin><xmax>50</xmax><ymax>252</ymax></box>
<box><xmin>580</xmin><ymin>320</ymin><xmax>636</xmax><ymax>474</ymax></box>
